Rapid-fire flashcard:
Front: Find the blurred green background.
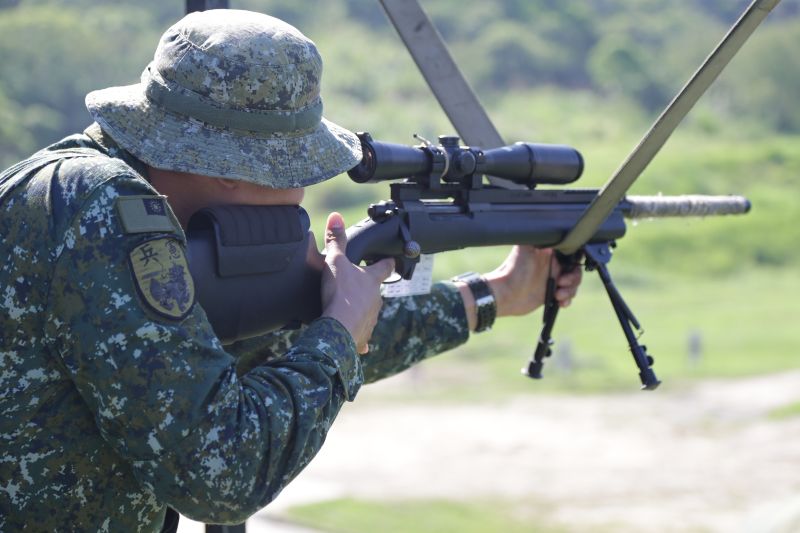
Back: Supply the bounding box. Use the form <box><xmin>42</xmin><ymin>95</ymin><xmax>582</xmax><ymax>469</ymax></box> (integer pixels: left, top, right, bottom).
<box><xmin>2</xmin><ymin>0</ymin><xmax>798</xmax><ymax>394</ymax></box>
<box><xmin>2</xmin><ymin>1</ymin><xmax>798</xmax><ymax>530</ymax></box>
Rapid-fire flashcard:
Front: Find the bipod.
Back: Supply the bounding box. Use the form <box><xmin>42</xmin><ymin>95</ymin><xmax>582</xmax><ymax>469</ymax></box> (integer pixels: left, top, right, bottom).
<box><xmin>523</xmin><ymin>243</ymin><xmax>661</xmax><ymax>390</ymax></box>
<box><xmin>522</xmin><ymin>252</ymin><xmax>577</xmax><ymax>380</ymax></box>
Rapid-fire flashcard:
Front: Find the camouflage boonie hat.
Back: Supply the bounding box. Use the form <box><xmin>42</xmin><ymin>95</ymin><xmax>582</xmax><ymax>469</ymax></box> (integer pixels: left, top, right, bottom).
<box><xmin>85</xmin><ymin>9</ymin><xmax>361</xmax><ymax>188</ymax></box>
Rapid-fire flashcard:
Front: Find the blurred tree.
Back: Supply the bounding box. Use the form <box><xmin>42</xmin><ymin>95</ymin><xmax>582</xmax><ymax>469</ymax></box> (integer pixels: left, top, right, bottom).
<box><xmin>588</xmin><ymin>34</ymin><xmax>668</xmax><ymax>112</ymax></box>
<box><xmin>1</xmin><ymin>0</ymin><xmax>798</xmax><ymax>170</ymax></box>
<box><xmin>0</xmin><ymin>88</ymin><xmax>39</xmax><ymax>166</ymax></box>
<box><xmin>712</xmin><ymin>19</ymin><xmax>800</xmax><ymax>132</ymax></box>
<box><xmin>443</xmin><ymin>0</ymin><xmax>596</xmax><ymax>91</ymax></box>
<box><xmin>0</xmin><ymin>5</ymin><xmax>161</xmax><ymax>162</ymax></box>
<box><xmin>587</xmin><ymin>3</ymin><xmax>726</xmax><ymax>113</ymax></box>
<box><xmin>235</xmin><ymin>0</ymin><xmax>318</xmax><ymax>28</ymax></box>
<box><xmin>696</xmin><ymin>0</ymin><xmax>766</xmax><ymax>21</ymax></box>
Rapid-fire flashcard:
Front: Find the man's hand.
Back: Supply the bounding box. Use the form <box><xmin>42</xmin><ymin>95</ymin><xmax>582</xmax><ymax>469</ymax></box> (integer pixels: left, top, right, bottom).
<box><xmin>486</xmin><ymin>246</ymin><xmax>582</xmax><ymax>316</ymax></box>
<box><xmin>319</xmin><ymin>212</ymin><xmax>394</xmax><ymax>354</ymax></box>
<box><xmin>456</xmin><ymin>246</ymin><xmax>583</xmax><ymax>331</ymax></box>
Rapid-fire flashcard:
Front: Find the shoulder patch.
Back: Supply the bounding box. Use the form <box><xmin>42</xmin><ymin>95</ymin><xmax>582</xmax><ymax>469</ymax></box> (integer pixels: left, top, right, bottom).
<box><xmin>129</xmin><ymin>237</ymin><xmax>195</xmax><ymax>320</ymax></box>
<box><xmin>116</xmin><ymin>195</ymin><xmax>177</xmax><ymax>234</ymax></box>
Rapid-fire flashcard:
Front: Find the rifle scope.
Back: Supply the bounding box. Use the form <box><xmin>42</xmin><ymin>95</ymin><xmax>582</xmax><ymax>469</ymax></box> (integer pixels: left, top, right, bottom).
<box><xmin>348</xmin><ymin>132</ymin><xmax>583</xmax><ymax>186</ymax></box>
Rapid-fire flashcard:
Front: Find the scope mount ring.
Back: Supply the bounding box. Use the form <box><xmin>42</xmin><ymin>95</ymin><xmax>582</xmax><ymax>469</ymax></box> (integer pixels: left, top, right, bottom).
<box><xmin>438</xmin><ymin>146</ymin><xmax>450</xmax><ymax>182</ymax></box>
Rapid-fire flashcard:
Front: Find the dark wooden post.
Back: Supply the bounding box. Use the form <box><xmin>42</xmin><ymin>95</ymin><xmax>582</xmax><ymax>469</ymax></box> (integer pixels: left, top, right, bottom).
<box><xmin>186</xmin><ymin>0</ymin><xmax>229</xmax><ymax>13</ymax></box>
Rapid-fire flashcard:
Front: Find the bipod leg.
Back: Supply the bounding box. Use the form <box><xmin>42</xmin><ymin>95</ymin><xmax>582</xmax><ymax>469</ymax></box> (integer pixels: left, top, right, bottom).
<box><xmin>583</xmin><ymin>244</ymin><xmax>660</xmax><ymax>390</ymax></box>
<box><xmin>522</xmin><ymin>252</ymin><xmax>580</xmax><ymax>379</ymax></box>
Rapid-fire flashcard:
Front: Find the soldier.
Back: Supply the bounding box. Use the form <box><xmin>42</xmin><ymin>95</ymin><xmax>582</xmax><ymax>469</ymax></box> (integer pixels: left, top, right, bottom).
<box><xmin>0</xmin><ymin>9</ymin><xmax>581</xmax><ymax>531</ymax></box>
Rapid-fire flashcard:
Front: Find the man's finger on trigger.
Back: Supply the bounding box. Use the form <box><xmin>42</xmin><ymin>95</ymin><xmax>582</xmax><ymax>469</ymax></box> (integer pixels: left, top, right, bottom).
<box><xmin>368</xmin><ymin>257</ymin><xmax>395</xmax><ymax>282</ymax></box>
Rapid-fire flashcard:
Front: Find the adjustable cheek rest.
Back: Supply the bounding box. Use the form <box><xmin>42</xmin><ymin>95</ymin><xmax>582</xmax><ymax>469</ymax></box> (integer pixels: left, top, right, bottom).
<box><xmin>186</xmin><ymin>204</ymin><xmax>322</xmax><ymax>344</ymax></box>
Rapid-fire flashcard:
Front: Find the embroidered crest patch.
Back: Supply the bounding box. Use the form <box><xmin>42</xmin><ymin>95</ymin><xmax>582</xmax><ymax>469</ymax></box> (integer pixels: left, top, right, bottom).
<box><xmin>129</xmin><ymin>237</ymin><xmax>195</xmax><ymax>320</ymax></box>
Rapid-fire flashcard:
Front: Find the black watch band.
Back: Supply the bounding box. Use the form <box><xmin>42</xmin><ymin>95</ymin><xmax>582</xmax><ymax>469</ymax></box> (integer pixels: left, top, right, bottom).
<box><xmin>452</xmin><ymin>272</ymin><xmax>496</xmax><ymax>333</ymax></box>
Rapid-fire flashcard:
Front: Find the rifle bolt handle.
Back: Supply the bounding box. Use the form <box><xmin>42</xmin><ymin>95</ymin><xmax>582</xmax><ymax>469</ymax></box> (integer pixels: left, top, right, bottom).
<box><xmin>404</xmin><ymin>241</ymin><xmax>421</xmax><ymax>259</ymax></box>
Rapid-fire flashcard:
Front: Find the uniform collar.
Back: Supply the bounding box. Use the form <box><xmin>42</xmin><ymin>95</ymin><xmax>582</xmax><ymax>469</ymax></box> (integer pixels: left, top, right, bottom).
<box><xmin>83</xmin><ymin>123</ymin><xmax>151</xmax><ymax>181</ymax></box>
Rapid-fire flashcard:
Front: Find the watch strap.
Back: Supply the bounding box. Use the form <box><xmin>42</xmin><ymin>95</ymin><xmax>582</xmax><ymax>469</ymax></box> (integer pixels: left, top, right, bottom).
<box><xmin>452</xmin><ymin>272</ymin><xmax>496</xmax><ymax>332</ymax></box>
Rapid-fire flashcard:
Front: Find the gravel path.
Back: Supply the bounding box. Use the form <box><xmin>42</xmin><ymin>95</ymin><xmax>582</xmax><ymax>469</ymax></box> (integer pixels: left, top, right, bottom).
<box><xmin>182</xmin><ymin>370</ymin><xmax>800</xmax><ymax>532</ymax></box>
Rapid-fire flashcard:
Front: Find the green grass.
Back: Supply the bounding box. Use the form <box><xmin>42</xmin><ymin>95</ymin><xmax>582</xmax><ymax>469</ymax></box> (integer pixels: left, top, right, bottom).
<box><xmin>284</xmin><ymin>498</ymin><xmax>566</xmax><ymax>533</ymax></box>
<box><xmin>768</xmin><ymin>402</ymin><xmax>800</xmax><ymax>421</ymax></box>
<box><xmin>361</xmin><ymin>266</ymin><xmax>799</xmax><ymax>400</ymax></box>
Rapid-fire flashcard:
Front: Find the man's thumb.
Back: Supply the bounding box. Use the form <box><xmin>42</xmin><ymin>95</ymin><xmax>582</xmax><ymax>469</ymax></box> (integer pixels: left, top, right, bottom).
<box><xmin>325</xmin><ymin>212</ymin><xmax>347</xmax><ymax>252</ymax></box>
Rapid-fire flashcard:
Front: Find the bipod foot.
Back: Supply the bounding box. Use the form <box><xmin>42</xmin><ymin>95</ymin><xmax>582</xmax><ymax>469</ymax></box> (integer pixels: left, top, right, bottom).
<box><xmin>584</xmin><ymin>243</ymin><xmax>661</xmax><ymax>390</ymax></box>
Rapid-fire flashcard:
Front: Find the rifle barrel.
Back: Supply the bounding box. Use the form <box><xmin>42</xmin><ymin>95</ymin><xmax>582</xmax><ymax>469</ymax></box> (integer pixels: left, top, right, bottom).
<box><xmin>623</xmin><ymin>195</ymin><xmax>750</xmax><ymax>219</ymax></box>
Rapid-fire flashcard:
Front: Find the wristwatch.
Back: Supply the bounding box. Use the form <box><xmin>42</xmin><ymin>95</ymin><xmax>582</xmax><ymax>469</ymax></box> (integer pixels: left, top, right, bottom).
<box><xmin>452</xmin><ymin>272</ymin><xmax>496</xmax><ymax>332</ymax></box>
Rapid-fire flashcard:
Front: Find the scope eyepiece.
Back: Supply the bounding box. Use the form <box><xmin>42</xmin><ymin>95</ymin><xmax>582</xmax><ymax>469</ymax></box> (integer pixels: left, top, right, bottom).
<box><xmin>348</xmin><ymin>134</ymin><xmax>378</xmax><ymax>184</ymax></box>
<box><xmin>348</xmin><ymin>132</ymin><xmax>434</xmax><ymax>184</ymax></box>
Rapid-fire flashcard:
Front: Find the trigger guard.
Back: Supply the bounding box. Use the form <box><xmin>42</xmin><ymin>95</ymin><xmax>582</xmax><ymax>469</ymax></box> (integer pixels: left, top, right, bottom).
<box><xmin>395</xmin><ymin>256</ymin><xmax>418</xmax><ymax>280</ymax></box>
<box><xmin>370</xmin><ymin>256</ymin><xmax>415</xmax><ymax>283</ymax></box>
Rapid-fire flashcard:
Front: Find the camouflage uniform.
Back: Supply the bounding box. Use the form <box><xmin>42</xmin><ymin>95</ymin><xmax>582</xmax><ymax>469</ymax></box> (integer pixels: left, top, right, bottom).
<box><xmin>0</xmin><ymin>124</ymin><xmax>469</xmax><ymax>531</ymax></box>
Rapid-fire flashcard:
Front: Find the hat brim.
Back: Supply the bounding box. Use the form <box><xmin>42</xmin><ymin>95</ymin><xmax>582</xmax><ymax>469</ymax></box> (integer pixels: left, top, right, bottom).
<box><xmin>86</xmin><ymin>83</ymin><xmax>362</xmax><ymax>188</ymax></box>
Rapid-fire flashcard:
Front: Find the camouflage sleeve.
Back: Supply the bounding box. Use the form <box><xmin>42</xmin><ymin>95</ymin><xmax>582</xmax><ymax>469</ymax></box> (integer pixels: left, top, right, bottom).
<box><xmin>226</xmin><ymin>283</ymin><xmax>469</xmax><ymax>385</ymax></box>
<box><xmin>360</xmin><ymin>282</ymin><xmax>470</xmax><ymax>383</ymax></box>
<box><xmin>44</xmin><ymin>174</ymin><xmax>362</xmax><ymax>523</ymax></box>
<box><xmin>227</xmin><ymin>327</ymin><xmax>304</xmax><ymax>375</ymax></box>
<box><xmin>226</xmin><ymin>283</ymin><xmax>469</xmax><ymax>384</ymax></box>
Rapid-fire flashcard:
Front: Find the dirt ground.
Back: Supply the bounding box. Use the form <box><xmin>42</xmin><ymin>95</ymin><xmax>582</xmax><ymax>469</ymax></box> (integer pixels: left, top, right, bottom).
<box><xmin>180</xmin><ymin>369</ymin><xmax>800</xmax><ymax>533</ymax></box>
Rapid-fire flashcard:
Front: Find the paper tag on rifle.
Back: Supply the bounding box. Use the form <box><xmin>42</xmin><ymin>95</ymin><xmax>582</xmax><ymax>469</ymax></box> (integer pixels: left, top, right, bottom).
<box><xmin>381</xmin><ymin>254</ymin><xmax>434</xmax><ymax>298</ymax></box>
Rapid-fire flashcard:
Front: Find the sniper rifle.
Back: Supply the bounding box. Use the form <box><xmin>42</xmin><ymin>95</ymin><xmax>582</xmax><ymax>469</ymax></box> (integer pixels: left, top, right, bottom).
<box><xmin>187</xmin><ymin>132</ymin><xmax>750</xmax><ymax>390</ymax></box>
